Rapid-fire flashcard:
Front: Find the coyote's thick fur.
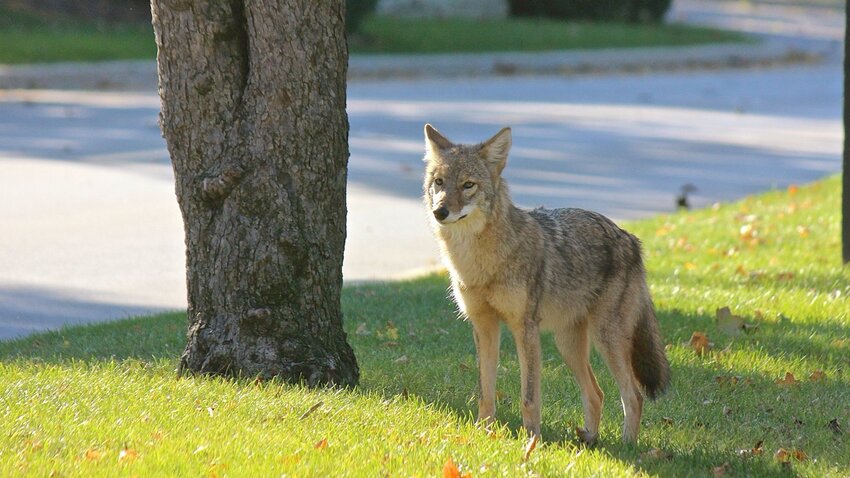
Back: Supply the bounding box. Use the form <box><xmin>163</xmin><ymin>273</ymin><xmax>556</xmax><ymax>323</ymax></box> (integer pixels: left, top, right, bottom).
<box><xmin>422</xmin><ymin>124</ymin><xmax>670</xmax><ymax>443</ymax></box>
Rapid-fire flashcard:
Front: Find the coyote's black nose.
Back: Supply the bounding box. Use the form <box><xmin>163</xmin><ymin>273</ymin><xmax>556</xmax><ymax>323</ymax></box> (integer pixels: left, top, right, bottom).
<box><xmin>433</xmin><ymin>206</ymin><xmax>449</xmax><ymax>221</ymax></box>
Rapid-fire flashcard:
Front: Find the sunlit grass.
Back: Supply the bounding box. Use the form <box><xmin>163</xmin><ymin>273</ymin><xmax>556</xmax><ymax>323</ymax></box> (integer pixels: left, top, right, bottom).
<box><xmin>1</xmin><ymin>176</ymin><xmax>847</xmax><ymax>476</ymax></box>
<box><xmin>0</xmin><ymin>6</ymin><xmax>747</xmax><ymax>64</ymax></box>
<box><xmin>351</xmin><ymin>17</ymin><xmax>748</xmax><ymax>54</ymax></box>
<box><xmin>0</xmin><ymin>7</ymin><xmax>155</xmax><ymax>64</ymax></box>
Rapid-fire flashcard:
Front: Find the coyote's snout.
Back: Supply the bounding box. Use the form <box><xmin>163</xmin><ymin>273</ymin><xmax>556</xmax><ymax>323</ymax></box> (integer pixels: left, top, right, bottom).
<box><xmin>423</xmin><ymin>124</ymin><xmax>670</xmax><ymax>444</ymax></box>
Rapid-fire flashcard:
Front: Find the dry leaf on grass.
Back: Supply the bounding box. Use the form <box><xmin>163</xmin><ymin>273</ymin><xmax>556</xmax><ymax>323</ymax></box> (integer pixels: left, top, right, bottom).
<box><xmin>314</xmin><ymin>438</ymin><xmax>328</xmax><ymax>450</ymax></box>
<box><xmin>689</xmin><ymin>332</ymin><xmax>711</xmax><ymax>355</ymax></box>
<box><xmin>827</xmin><ymin>418</ymin><xmax>842</xmax><ymax>435</ymax></box>
<box><xmin>442</xmin><ymin>457</ymin><xmax>471</xmax><ymax>478</ymax></box>
<box><xmin>522</xmin><ymin>434</ymin><xmax>539</xmax><ymax>462</ymax></box>
<box><xmin>775</xmin><ymin>372</ymin><xmax>799</xmax><ymax>386</ymax></box>
<box><xmin>384</xmin><ymin>321</ymin><xmax>399</xmax><ymax>340</ymax></box>
<box><xmin>208</xmin><ymin>462</ymin><xmax>229</xmax><ymax>478</ymax></box>
<box><xmin>776</xmin><ymin>271</ymin><xmax>794</xmax><ymax>282</ymax></box>
<box><xmin>737</xmin><ymin>439</ymin><xmax>764</xmax><ymax>458</ymax></box>
<box><xmin>711</xmin><ymin>462</ymin><xmax>731</xmax><ymax>477</ymax></box>
<box><xmin>716</xmin><ymin>307</ymin><xmax>744</xmax><ymax>335</ymax></box>
<box><xmin>809</xmin><ymin>370</ymin><xmax>826</xmax><ymax>382</ymax></box>
<box><xmin>774</xmin><ymin>448</ymin><xmax>790</xmax><ymax>463</ymax></box>
<box><xmin>774</xmin><ymin>447</ymin><xmax>807</xmax><ymax>464</ymax></box>
<box><xmin>640</xmin><ymin>448</ymin><xmax>673</xmax><ymax>461</ymax></box>
<box><xmin>716</xmin><ymin>306</ymin><xmax>758</xmax><ymax>335</ymax></box>
<box><xmin>83</xmin><ymin>448</ymin><xmax>102</xmax><ymax>461</ymax></box>
<box><xmin>118</xmin><ymin>448</ymin><xmax>139</xmax><ymax>463</ymax></box>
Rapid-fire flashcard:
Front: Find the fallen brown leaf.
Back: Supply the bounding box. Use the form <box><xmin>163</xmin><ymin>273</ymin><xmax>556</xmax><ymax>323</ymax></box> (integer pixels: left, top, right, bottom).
<box><xmin>776</xmin><ymin>271</ymin><xmax>794</xmax><ymax>282</ymax></box>
<box><xmin>641</xmin><ymin>448</ymin><xmax>673</xmax><ymax>460</ymax></box>
<box><xmin>118</xmin><ymin>448</ymin><xmax>139</xmax><ymax>463</ymax></box>
<box><xmin>640</xmin><ymin>448</ymin><xmax>673</xmax><ymax>460</ymax></box>
<box><xmin>442</xmin><ymin>457</ymin><xmax>471</xmax><ymax>478</ymax></box>
<box><xmin>689</xmin><ymin>332</ymin><xmax>711</xmax><ymax>355</ymax></box>
<box><xmin>774</xmin><ymin>448</ymin><xmax>790</xmax><ymax>463</ymax></box>
<box><xmin>711</xmin><ymin>462</ymin><xmax>731</xmax><ymax>477</ymax></box>
<box><xmin>827</xmin><ymin>418</ymin><xmax>842</xmax><ymax>435</ymax></box>
<box><xmin>208</xmin><ymin>462</ymin><xmax>228</xmax><ymax>478</ymax></box>
<box><xmin>739</xmin><ymin>224</ymin><xmax>758</xmax><ymax>242</ymax></box>
<box><xmin>737</xmin><ymin>440</ymin><xmax>764</xmax><ymax>458</ymax></box>
<box><xmin>775</xmin><ymin>372</ymin><xmax>799</xmax><ymax>386</ymax></box>
<box><xmin>84</xmin><ymin>448</ymin><xmax>102</xmax><ymax>461</ymax></box>
<box><xmin>385</xmin><ymin>322</ymin><xmax>399</xmax><ymax>340</ymax></box>
<box><xmin>716</xmin><ymin>307</ymin><xmax>745</xmax><ymax>336</ymax></box>
<box><xmin>522</xmin><ymin>434</ymin><xmax>539</xmax><ymax>462</ymax></box>
<box><xmin>314</xmin><ymin>438</ymin><xmax>328</xmax><ymax>450</ymax></box>
<box><xmin>809</xmin><ymin>370</ymin><xmax>826</xmax><ymax>382</ymax></box>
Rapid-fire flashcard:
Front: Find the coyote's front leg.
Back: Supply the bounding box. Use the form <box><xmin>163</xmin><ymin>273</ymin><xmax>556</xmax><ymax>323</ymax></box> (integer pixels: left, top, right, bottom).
<box><xmin>510</xmin><ymin>319</ymin><xmax>542</xmax><ymax>437</ymax></box>
<box><xmin>471</xmin><ymin>315</ymin><xmax>501</xmax><ymax>425</ymax></box>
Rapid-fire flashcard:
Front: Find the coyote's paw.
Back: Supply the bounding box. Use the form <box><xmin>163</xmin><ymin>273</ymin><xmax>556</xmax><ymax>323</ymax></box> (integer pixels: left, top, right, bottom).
<box><xmin>575</xmin><ymin>427</ymin><xmax>598</xmax><ymax>446</ymax></box>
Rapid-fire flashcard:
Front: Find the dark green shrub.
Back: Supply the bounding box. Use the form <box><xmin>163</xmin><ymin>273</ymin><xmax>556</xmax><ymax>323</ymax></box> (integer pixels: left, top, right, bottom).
<box><xmin>509</xmin><ymin>0</ymin><xmax>670</xmax><ymax>23</ymax></box>
<box><xmin>346</xmin><ymin>0</ymin><xmax>379</xmax><ymax>34</ymax></box>
<box><xmin>629</xmin><ymin>0</ymin><xmax>672</xmax><ymax>23</ymax></box>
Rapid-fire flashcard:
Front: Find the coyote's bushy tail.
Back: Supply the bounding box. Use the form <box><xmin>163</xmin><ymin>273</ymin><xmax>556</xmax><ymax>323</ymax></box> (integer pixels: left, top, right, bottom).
<box><xmin>631</xmin><ymin>302</ymin><xmax>671</xmax><ymax>400</ymax></box>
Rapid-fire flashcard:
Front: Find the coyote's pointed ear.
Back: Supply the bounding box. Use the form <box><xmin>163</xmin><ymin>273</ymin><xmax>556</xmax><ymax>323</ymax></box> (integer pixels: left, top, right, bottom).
<box><xmin>424</xmin><ymin>124</ymin><xmax>453</xmax><ymax>161</ymax></box>
<box><xmin>479</xmin><ymin>127</ymin><xmax>511</xmax><ymax>176</ymax></box>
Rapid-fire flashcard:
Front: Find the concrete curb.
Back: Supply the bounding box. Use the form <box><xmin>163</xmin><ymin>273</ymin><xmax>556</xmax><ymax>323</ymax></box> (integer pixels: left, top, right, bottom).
<box><xmin>348</xmin><ymin>38</ymin><xmax>827</xmax><ymax>79</ymax></box>
<box><xmin>0</xmin><ymin>37</ymin><xmax>830</xmax><ymax>91</ymax></box>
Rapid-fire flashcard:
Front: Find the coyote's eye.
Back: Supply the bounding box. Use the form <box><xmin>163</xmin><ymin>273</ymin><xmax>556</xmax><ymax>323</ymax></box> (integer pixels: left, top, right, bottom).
<box><xmin>463</xmin><ymin>181</ymin><xmax>476</xmax><ymax>189</ymax></box>
<box><xmin>434</xmin><ymin>178</ymin><xmax>444</xmax><ymax>186</ymax></box>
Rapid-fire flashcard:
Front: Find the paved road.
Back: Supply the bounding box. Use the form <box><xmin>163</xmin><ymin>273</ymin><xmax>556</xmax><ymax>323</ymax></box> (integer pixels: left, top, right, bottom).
<box><xmin>0</xmin><ymin>0</ymin><xmax>844</xmax><ymax>339</ymax></box>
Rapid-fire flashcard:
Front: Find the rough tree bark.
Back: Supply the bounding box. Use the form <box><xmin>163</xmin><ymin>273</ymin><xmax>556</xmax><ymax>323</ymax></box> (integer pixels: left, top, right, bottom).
<box><xmin>844</xmin><ymin>0</ymin><xmax>850</xmax><ymax>263</ymax></box>
<box><xmin>151</xmin><ymin>0</ymin><xmax>359</xmax><ymax>386</ymax></box>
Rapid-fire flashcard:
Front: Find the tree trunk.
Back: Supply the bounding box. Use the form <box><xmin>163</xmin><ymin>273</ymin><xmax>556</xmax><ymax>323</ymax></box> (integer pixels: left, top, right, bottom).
<box><xmin>844</xmin><ymin>0</ymin><xmax>850</xmax><ymax>264</ymax></box>
<box><xmin>151</xmin><ymin>0</ymin><xmax>359</xmax><ymax>386</ymax></box>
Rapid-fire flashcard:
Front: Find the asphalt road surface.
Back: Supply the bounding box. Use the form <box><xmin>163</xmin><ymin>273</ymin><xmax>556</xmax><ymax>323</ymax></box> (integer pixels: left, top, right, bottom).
<box><xmin>0</xmin><ymin>0</ymin><xmax>843</xmax><ymax>338</ymax></box>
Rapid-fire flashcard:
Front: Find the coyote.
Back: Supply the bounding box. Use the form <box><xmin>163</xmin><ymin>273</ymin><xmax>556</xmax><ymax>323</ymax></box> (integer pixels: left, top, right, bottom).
<box><xmin>422</xmin><ymin>124</ymin><xmax>670</xmax><ymax>444</ymax></box>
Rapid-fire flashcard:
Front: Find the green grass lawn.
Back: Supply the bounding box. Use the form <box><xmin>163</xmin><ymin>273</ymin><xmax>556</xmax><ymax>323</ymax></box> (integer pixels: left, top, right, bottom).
<box><xmin>1</xmin><ymin>175</ymin><xmax>847</xmax><ymax>476</ymax></box>
<box><xmin>351</xmin><ymin>17</ymin><xmax>748</xmax><ymax>54</ymax></box>
<box><xmin>0</xmin><ymin>7</ymin><xmax>156</xmax><ymax>64</ymax></box>
<box><xmin>0</xmin><ymin>6</ymin><xmax>747</xmax><ymax>64</ymax></box>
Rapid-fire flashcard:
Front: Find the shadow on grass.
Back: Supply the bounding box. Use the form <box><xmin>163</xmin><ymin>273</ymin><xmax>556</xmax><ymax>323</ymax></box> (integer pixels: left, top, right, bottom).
<box><xmin>0</xmin><ymin>311</ymin><xmax>186</xmax><ymax>363</ymax></box>
<box><xmin>1</xmin><ymin>275</ymin><xmax>846</xmax><ymax>475</ymax></box>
